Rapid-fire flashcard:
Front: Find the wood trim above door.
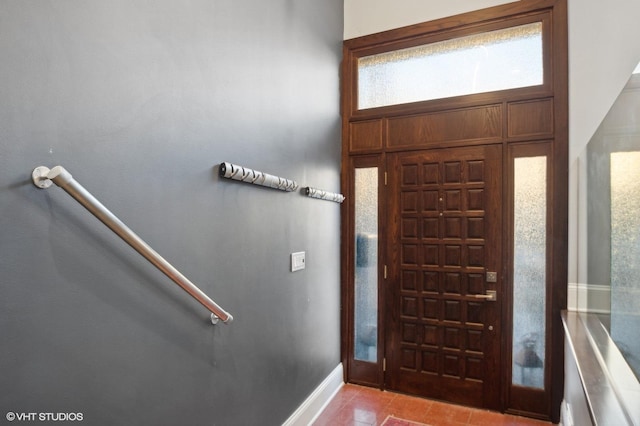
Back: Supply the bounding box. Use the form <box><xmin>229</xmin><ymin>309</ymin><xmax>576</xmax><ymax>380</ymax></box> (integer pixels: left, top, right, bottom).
<box><xmin>348</xmin><ymin>99</ymin><xmax>556</xmax><ymax>155</ymax></box>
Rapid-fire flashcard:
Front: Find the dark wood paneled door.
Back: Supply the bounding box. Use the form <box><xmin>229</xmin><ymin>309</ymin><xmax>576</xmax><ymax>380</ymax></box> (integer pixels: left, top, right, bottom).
<box><xmin>386</xmin><ymin>144</ymin><xmax>503</xmax><ymax>410</ymax></box>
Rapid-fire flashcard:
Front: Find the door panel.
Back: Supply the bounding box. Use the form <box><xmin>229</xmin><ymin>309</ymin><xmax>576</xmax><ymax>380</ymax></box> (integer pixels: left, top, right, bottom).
<box><xmin>386</xmin><ymin>145</ymin><xmax>502</xmax><ymax>410</ymax></box>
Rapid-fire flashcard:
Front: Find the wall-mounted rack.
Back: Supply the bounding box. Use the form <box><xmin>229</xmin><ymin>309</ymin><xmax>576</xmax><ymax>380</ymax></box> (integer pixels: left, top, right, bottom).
<box><xmin>219</xmin><ymin>161</ymin><xmax>298</xmax><ymax>192</ymax></box>
<box><xmin>304</xmin><ymin>187</ymin><xmax>345</xmax><ymax>203</ymax></box>
<box><xmin>32</xmin><ymin>166</ymin><xmax>233</xmax><ymax>325</ymax></box>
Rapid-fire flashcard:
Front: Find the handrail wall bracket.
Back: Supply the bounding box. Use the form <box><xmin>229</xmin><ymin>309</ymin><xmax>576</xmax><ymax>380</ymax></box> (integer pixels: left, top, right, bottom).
<box><xmin>32</xmin><ymin>166</ymin><xmax>54</xmax><ymax>189</ymax></box>
<box><xmin>31</xmin><ymin>165</ymin><xmax>233</xmax><ymax>325</ymax></box>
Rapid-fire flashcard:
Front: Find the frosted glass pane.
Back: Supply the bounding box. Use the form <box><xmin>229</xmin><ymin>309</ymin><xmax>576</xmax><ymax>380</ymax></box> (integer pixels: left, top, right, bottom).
<box><xmin>358</xmin><ymin>22</ymin><xmax>543</xmax><ymax>109</ymax></box>
<box><xmin>512</xmin><ymin>156</ymin><xmax>547</xmax><ymax>389</ymax></box>
<box><xmin>354</xmin><ymin>167</ymin><xmax>378</xmax><ymax>362</ymax></box>
<box><xmin>610</xmin><ymin>151</ymin><xmax>640</xmax><ymax>379</ymax></box>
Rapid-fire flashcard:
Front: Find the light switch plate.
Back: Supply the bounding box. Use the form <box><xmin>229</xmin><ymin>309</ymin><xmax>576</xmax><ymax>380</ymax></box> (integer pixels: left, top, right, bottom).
<box><xmin>291</xmin><ymin>251</ymin><xmax>305</xmax><ymax>272</ymax></box>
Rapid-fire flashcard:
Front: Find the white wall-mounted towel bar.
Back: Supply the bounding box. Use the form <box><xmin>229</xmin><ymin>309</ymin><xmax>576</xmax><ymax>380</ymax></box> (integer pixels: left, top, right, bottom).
<box><xmin>32</xmin><ymin>166</ymin><xmax>233</xmax><ymax>325</ymax></box>
<box><xmin>219</xmin><ymin>161</ymin><xmax>298</xmax><ymax>192</ymax></box>
<box><xmin>304</xmin><ymin>187</ymin><xmax>345</xmax><ymax>203</ymax></box>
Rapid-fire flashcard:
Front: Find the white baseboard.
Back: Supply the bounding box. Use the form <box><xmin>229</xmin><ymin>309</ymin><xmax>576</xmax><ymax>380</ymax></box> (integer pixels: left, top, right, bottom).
<box><xmin>282</xmin><ymin>363</ymin><xmax>344</xmax><ymax>426</ymax></box>
<box><xmin>560</xmin><ymin>400</ymin><xmax>573</xmax><ymax>426</ymax></box>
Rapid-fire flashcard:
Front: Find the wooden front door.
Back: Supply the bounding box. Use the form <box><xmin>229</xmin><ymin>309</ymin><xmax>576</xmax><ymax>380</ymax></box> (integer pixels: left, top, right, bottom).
<box><xmin>386</xmin><ymin>144</ymin><xmax>503</xmax><ymax>410</ymax></box>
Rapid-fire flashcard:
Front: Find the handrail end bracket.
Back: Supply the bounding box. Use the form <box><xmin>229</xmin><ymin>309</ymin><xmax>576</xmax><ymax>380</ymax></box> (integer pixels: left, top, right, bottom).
<box><xmin>32</xmin><ymin>166</ymin><xmax>53</xmax><ymax>189</ymax></box>
<box><xmin>32</xmin><ymin>165</ymin><xmax>72</xmax><ymax>189</ymax></box>
<box><xmin>211</xmin><ymin>313</ymin><xmax>234</xmax><ymax>325</ymax></box>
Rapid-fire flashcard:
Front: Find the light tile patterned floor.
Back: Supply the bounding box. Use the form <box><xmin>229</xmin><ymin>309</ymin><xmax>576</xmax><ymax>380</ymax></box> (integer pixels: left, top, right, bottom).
<box><xmin>312</xmin><ymin>384</ymin><xmax>553</xmax><ymax>426</ymax></box>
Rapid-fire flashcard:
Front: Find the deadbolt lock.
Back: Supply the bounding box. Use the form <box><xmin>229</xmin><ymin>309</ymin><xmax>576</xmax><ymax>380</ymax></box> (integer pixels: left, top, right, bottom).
<box><xmin>486</xmin><ymin>271</ymin><xmax>498</xmax><ymax>282</ymax></box>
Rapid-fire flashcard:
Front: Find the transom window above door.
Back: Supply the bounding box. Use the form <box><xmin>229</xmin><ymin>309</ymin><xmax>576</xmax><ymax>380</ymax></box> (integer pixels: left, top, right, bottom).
<box><xmin>357</xmin><ymin>22</ymin><xmax>543</xmax><ymax>110</ymax></box>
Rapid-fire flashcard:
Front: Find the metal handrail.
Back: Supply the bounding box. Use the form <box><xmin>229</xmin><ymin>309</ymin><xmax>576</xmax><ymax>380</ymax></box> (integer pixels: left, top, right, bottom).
<box><xmin>32</xmin><ymin>165</ymin><xmax>233</xmax><ymax>325</ymax></box>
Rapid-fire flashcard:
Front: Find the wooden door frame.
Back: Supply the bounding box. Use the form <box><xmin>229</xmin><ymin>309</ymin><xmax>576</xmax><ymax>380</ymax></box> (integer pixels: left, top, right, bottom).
<box><xmin>340</xmin><ymin>0</ymin><xmax>568</xmax><ymax>422</ymax></box>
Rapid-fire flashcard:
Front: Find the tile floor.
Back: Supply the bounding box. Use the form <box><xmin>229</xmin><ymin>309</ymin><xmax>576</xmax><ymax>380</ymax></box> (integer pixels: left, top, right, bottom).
<box><xmin>312</xmin><ymin>384</ymin><xmax>552</xmax><ymax>426</ymax></box>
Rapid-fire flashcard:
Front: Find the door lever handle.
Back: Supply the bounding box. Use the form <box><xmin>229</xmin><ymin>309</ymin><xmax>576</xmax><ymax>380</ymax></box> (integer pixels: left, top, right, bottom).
<box><xmin>472</xmin><ymin>290</ymin><xmax>497</xmax><ymax>301</ymax></box>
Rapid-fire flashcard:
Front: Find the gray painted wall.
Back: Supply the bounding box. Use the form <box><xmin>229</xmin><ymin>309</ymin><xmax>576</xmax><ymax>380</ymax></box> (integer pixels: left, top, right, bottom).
<box><xmin>0</xmin><ymin>1</ymin><xmax>343</xmax><ymax>425</ymax></box>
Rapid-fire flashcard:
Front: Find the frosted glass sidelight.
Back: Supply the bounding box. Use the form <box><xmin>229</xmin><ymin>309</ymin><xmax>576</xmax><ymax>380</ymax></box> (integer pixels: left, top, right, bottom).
<box><xmin>358</xmin><ymin>22</ymin><xmax>543</xmax><ymax>109</ymax></box>
<box><xmin>610</xmin><ymin>152</ymin><xmax>640</xmax><ymax>379</ymax></box>
<box><xmin>354</xmin><ymin>168</ymin><xmax>379</xmax><ymax>362</ymax></box>
<box><xmin>512</xmin><ymin>156</ymin><xmax>547</xmax><ymax>389</ymax></box>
